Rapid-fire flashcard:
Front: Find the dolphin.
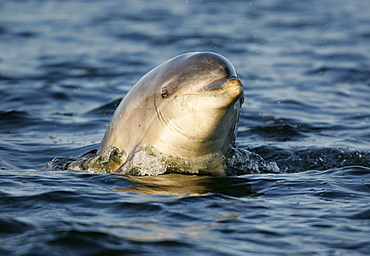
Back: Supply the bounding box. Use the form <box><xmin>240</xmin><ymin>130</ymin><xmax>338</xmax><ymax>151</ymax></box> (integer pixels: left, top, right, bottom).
<box><xmin>44</xmin><ymin>52</ymin><xmax>279</xmax><ymax>175</ymax></box>
<box><xmin>97</xmin><ymin>52</ymin><xmax>244</xmax><ymax>175</ymax></box>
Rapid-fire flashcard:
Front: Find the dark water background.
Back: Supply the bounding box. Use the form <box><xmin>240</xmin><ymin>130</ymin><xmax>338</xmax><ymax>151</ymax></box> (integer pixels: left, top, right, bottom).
<box><xmin>1</xmin><ymin>0</ymin><xmax>370</xmax><ymax>255</ymax></box>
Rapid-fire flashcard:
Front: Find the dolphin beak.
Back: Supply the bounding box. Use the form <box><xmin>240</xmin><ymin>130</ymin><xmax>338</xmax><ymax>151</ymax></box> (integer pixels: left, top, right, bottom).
<box><xmin>201</xmin><ymin>78</ymin><xmax>243</xmax><ymax>98</ymax></box>
<box><xmin>182</xmin><ymin>77</ymin><xmax>243</xmax><ymax>107</ymax></box>
<box><xmin>219</xmin><ymin>78</ymin><xmax>243</xmax><ymax>98</ymax></box>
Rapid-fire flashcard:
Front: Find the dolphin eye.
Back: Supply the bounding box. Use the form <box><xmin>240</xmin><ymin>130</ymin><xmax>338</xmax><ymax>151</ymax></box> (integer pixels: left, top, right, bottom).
<box><xmin>161</xmin><ymin>89</ymin><xmax>169</xmax><ymax>99</ymax></box>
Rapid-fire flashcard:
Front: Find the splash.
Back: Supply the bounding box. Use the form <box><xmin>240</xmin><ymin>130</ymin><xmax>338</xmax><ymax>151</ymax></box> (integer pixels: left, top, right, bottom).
<box><xmin>44</xmin><ymin>147</ymin><xmax>124</xmax><ymax>174</ymax></box>
<box><xmin>225</xmin><ymin>147</ymin><xmax>280</xmax><ymax>175</ymax></box>
<box><xmin>45</xmin><ymin>146</ymin><xmax>279</xmax><ymax>176</ymax></box>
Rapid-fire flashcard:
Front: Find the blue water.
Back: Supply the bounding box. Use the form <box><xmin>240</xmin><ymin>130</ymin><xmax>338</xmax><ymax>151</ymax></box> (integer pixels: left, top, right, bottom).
<box><xmin>1</xmin><ymin>0</ymin><xmax>370</xmax><ymax>255</ymax></box>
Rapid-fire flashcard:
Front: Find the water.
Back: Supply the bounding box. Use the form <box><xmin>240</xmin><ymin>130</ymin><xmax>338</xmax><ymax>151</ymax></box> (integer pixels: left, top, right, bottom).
<box><xmin>1</xmin><ymin>0</ymin><xmax>370</xmax><ymax>255</ymax></box>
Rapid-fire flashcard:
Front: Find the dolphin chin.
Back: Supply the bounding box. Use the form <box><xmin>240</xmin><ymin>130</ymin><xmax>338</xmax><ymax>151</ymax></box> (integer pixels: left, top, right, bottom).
<box><xmin>97</xmin><ymin>52</ymin><xmax>245</xmax><ymax>175</ymax></box>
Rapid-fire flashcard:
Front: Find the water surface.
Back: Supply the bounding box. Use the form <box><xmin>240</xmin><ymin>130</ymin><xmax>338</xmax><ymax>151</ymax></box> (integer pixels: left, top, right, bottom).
<box><xmin>1</xmin><ymin>0</ymin><xmax>370</xmax><ymax>255</ymax></box>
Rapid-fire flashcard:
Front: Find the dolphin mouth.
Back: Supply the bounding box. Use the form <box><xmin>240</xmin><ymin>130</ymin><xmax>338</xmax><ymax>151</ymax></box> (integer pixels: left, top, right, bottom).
<box><xmin>206</xmin><ymin>77</ymin><xmax>242</xmax><ymax>92</ymax></box>
<box><xmin>193</xmin><ymin>77</ymin><xmax>243</xmax><ymax>98</ymax></box>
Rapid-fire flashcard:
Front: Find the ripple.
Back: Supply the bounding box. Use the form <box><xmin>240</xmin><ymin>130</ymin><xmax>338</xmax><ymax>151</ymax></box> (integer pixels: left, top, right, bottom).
<box><xmin>249</xmin><ymin>124</ymin><xmax>307</xmax><ymax>142</ymax></box>
<box><xmin>307</xmin><ymin>66</ymin><xmax>370</xmax><ymax>83</ymax></box>
<box><xmin>253</xmin><ymin>147</ymin><xmax>370</xmax><ymax>172</ymax></box>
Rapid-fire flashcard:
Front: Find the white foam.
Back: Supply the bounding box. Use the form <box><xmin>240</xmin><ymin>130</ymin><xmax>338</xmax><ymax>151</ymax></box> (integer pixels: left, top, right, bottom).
<box><xmin>45</xmin><ymin>146</ymin><xmax>279</xmax><ymax>176</ymax></box>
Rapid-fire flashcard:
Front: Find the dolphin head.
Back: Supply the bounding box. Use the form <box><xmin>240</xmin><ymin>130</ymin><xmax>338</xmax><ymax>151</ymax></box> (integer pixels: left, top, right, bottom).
<box><xmin>98</xmin><ymin>52</ymin><xmax>244</xmax><ymax>173</ymax></box>
<box><xmin>151</xmin><ymin>52</ymin><xmax>244</xmax><ymax>158</ymax></box>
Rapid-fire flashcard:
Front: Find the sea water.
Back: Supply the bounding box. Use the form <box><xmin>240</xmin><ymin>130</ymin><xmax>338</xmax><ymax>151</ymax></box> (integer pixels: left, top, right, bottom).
<box><xmin>1</xmin><ymin>0</ymin><xmax>369</xmax><ymax>255</ymax></box>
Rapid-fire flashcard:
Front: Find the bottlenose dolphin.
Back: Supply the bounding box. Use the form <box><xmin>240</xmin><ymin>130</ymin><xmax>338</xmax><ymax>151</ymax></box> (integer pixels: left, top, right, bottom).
<box><xmin>98</xmin><ymin>52</ymin><xmax>244</xmax><ymax>175</ymax></box>
<box><xmin>45</xmin><ymin>52</ymin><xmax>279</xmax><ymax>175</ymax></box>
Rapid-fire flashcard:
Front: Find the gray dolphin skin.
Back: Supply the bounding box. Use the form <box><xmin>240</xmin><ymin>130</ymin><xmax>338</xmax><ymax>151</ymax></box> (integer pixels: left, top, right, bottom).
<box><xmin>98</xmin><ymin>52</ymin><xmax>244</xmax><ymax>175</ymax></box>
